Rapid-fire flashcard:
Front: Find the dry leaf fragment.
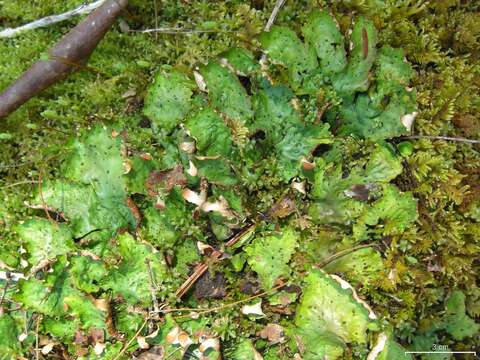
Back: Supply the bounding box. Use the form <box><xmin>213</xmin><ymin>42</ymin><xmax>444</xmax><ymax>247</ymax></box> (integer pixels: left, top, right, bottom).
<box><xmin>241</xmin><ymin>300</ymin><xmax>264</xmax><ymax>316</ymax></box>
<box><xmin>258</xmin><ymin>323</ymin><xmax>285</xmax><ymax>344</ymax></box>
<box><xmin>41</xmin><ymin>342</ymin><xmax>55</xmax><ymax>355</ymax></box>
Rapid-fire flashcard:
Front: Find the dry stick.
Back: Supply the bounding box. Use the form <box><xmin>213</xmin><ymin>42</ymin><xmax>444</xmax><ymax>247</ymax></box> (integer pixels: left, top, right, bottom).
<box><xmin>264</xmin><ymin>0</ymin><xmax>287</xmax><ymax>32</ymax></box>
<box><xmin>35</xmin><ymin>316</ymin><xmax>40</xmax><ymax>360</ymax></box>
<box><xmin>174</xmin><ymin>282</ymin><xmax>286</xmax><ymax>320</ymax></box>
<box><xmin>129</xmin><ymin>28</ymin><xmax>234</xmax><ymax>34</ymax></box>
<box><xmin>260</xmin><ymin>0</ymin><xmax>286</xmax><ymax>65</ymax></box>
<box><xmin>174</xmin><ymin>224</ymin><xmax>255</xmax><ymax>299</ymax></box>
<box><xmin>38</xmin><ymin>172</ymin><xmax>54</xmax><ymax>224</ymax></box>
<box><xmin>153</xmin><ymin>0</ymin><xmax>159</xmax><ymax>40</ymax></box>
<box><xmin>1</xmin><ymin>180</ymin><xmax>38</xmax><ymax>189</ymax></box>
<box><xmin>0</xmin><ymin>0</ymin><xmax>106</xmax><ymax>38</ymax></box>
<box><xmin>0</xmin><ymin>280</ymin><xmax>10</xmax><ymax>307</ymax></box>
<box><xmin>402</xmin><ymin>135</ymin><xmax>480</xmax><ymax>144</ymax></box>
<box><xmin>316</xmin><ymin>243</ymin><xmax>376</xmax><ymax>269</ymax></box>
<box><xmin>146</xmin><ymin>259</ymin><xmax>160</xmax><ymax>315</ymax></box>
<box><xmin>113</xmin><ymin>319</ymin><xmax>148</xmax><ymax>360</ymax></box>
<box><xmin>0</xmin><ymin>0</ymin><xmax>128</xmax><ymax>119</ymax></box>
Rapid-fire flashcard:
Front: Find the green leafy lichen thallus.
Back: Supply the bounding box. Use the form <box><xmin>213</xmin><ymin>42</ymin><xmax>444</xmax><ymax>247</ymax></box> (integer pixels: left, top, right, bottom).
<box><xmin>261</xmin><ymin>10</ymin><xmax>417</xmax><ymax>140</ymax></box>
<box><xmin>2</xmin><ymin>9</ymin><xmax>440</xmax><ymax>359</ymax></box>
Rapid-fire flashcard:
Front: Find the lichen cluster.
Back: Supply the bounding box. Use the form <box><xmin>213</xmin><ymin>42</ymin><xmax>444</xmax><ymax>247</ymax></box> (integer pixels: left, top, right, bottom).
<box><xmin>0</xmin><ymin>1</ymin><xmax>479</xmax><ymax>359</ymax></box>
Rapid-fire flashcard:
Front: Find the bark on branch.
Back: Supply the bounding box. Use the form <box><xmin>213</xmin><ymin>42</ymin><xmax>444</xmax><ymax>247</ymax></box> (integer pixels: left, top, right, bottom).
<box><xmin>0</xmin><ymin>0</ymin><xmax>128</xmax><ymax>119</ymax></box>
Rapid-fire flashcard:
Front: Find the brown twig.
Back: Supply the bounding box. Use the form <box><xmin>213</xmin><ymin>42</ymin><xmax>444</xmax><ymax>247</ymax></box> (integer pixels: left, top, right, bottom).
<box><xmin>38</xmin><ymin>172</ymin><xmax>54</xmax><ymax>224</ymax></box>
<box><xmin>174</xmin><ymin>224</ymin><xmax>255</xmax><ymax>299</ymax></box>
<box><xmin>0</xmin><ymin>0</ymin><xmax>129</xmax><ymax>119</ymax></box>
<box><xmin>1</xmin><ymin>180</ymin><xmax>38</xmax><ymax>189</ymax></box>
<box><xmin>112</xmin><ymin>319</ymin><xmax>148</xmax><ymax>360</ymax></box>
<box><xmin>146</xmin><ymin>259</ymin><xmax>160</xmax><ymax>315</ymax></box>
<box><xmin>316</xmin><ymin>244</ymin><xmax>376</xmax><ymax>268</ymax></box>
<box><xmin>174</xmin><ymin>282</ymin><xmax>286</xmax><ymax>319</ymax></box>
<box><xmin>0</xmin><ymin>280</ymin><xmax>10</xmax><ymax>307</ymax></box>
<box><xmin>264</xmin><ymin>0</ymin><xmax>287</xmax><ymax>32</ymax></box>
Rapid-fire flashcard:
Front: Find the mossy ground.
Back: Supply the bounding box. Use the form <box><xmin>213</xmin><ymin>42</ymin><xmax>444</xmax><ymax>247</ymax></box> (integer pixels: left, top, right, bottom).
<box><xmin>1</xmin><ymin>0</ymin><xmax>479</xmax><ymax>358</ymax></box>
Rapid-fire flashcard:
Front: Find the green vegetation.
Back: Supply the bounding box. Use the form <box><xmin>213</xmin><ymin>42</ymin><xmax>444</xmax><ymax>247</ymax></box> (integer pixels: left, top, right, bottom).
<box><xmin>0</xmin><ymin>0</ymin><xmax>479</xmax><ymax>359</ymax></box>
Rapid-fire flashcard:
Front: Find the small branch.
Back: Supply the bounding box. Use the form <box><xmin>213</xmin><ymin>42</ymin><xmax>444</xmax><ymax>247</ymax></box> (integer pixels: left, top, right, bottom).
<box><xmin>0</xmin><ymin>280</ymin><xmax>10</xmax><ymax>307</ymax></box>
<box><xmin>0</xmin><ymin>0</ymin><xmax>129</xmax><ymax>119</ymax></box>
<box><xmin>402</xmin><ymin>135</ymin><xmax>480</xmax><ymax>144</ymax></box>
<box><xmin>129</xmin><ymin>27</ymin><xmax>235</xmax><ymax>34</ymax></box>
<box><xmin>153</xmin><ymin>0</ymin><xmax>159</xmax><ymax>40</ymax></box>
<box><xmin>1</xmin><ymin>180</ymin><xmax>38</xmax><ymax>189</ymax></box>
<box><xmin>113</xmin><ymin>319</ymin><xmax>148</xmax><ymax>360</ymax></box>
<box><xmin>174</xmin><ymin>282</ymin><xmax>286</xmax><ymax>319</ymax></box>
<box><xmin>0</xmin><ymin>1</ymin><xmax>106</xmax><ymax>38</ymax></box>
<box><xmin>264</xmin><ymin>0</ymin><xmax>287</xmax><ymax>31</ymax></box>
<box><xmin>145</xmin><ymin>259</ymin><xmax>160</xmax><ymax>315</ymax></box>
<box><xmin>174</xmin><ymin>224</ymin><xmax>255</xmax><ymax>299</ymax></box>
<box><xmin>316</xmin><ymin>244</ymin><xmax>376</xmax><ymax>268</ymax></box>
<box><xmin>38</xmin><ymin>172</ymin><xmax>55</xmax><ymax>224</ymax></box>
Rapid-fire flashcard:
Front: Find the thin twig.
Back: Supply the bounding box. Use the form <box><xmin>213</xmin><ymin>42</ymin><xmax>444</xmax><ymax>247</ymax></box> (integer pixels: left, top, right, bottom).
<box><xmin>316</xmin><ymin>244</ymin><xmax>376</xmax><ymax>268</ymax></box>
<box><xmin>0</xmin><ymin>0</ymin><xmax>106</xmax><ymax>38</ymax></box>
<box><xmin>113</xmin><ymin>319</ymin><xmax>148</xmax><ymax>360</ymax></box>
<box><xmin>261</xmin><ymin>0</ymin><xmax>286</xmax><ymax>65</ymax></box>
<box><xmin>153</xmin><ymin>0</ymin><xmax>159</xmax><ymax>40</ymax></box>
<box><xmin>1</xmin><ymin>180</ymin><xmax>38</xmax><ymax>189</ymax></box>
<box><xmin>129</xmin><ymin>28</ymin><xmax>235</xmax><ymax>34</ymax></box>
<box><xmin>165</xmin><ymin>347</ymin><xmax>182</xmax><ymax>360</ymax></box>
<box><xmin>174</xmin><ymin>224</ymin><xmax>255</xmax><ymax>299</ymax></box>
<box><xmin>0</xmin><ymin>280</ymin><xmax>10</xmax><ymax>307</ymax></box>
<box><xmin>35</xmin><ymin>316</ymin><xmax>41</xmax><ymax>360</ymax></box>
<box><xmin>38</xmin><ymin>172</ymin><xmax>54</xmax><ymax>224</ymax></box>
<box><xmin>264</xmin><ymin>0</ymin><xmax>287</xmax><ymax>31</ymax></box>
<box><xmin>174</xmin><ymin>282</ymin><xmax>286</xmax><ymax>319</ymax></box>
<box><xmin>146</xmin><ymin>259</ymin><xmax>160</xmax><ymax>315</ymax></box>
<box><xmin>402</xmin><ymin>135</ymin><xmax>480</xmax><ymax>144</ymax></box>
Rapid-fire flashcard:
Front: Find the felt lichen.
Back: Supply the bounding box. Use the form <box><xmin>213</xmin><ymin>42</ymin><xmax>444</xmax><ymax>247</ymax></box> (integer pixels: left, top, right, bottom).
<box><xmin>0</xmin><ymin>1</ymin><xmax>479</xmax><ymax>358</ymax></box>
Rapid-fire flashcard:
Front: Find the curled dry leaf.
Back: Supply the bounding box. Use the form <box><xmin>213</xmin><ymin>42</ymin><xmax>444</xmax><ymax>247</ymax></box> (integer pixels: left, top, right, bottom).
<box><xmin>182</xmin><ymin>188</ymin><xmax>206</xmax><ymax>207</ymax></box>
<box><xmin>197</xmin><ymin>241</ymin><xmax>216</xmax><ymax>256</ymax></box>
<box><xmin>94</xmin><ymin>342</ymin><xmax>106</xmax><ymax>355</ymax></box>
<box><xmin>267</xmin><ymin>195</ymin><xmax>296</xmax><ymax>219</ymax></box>
<box><xmin>199</xmin><ymin>337</ymin><xmax>220</xmax><ymax>353</ymax></box>
<box><xmin>93</xmin><ymin>298</ymin><xmax>109</xmax><ymax>312</ymax></box>
<box><xmin>183</xmin><ymin>189</ymin><xmax>235</xmax><ymax>218</ymax></box>
<box><xmin>41</xmin><ymin>342</ymin><xmax>55</xmax><ymax>355</ymax></box>
<box><xmin>301</xmin><ymin>158</ymin><xmax>315</xmax><ymax>170</ymax></box>
<box><xmin>187</xmin><ymin>160</ymin><xmax>198</xmax><ymax>177</ymax></box>
<box><xmin>146</xmin><ymin>165</ymin><xmax>187</xmax><ymax>196</ymax></box>
<box><xmin>201</xmin><ymin>196</ymin><xmax>235</xmax><ymax>219</ymax></box>
<box><xmin>292</xmin><ymin>180</ymin><xmax>306</xmax><ymax>194</ymax></box>
<box><xmin>180</xmin><ymin>141</ymin><xmax>196</xmax><ymax>154</ymax></box>
<box><xmin>137</xmin><ymin>336</ymin><xmax>150</xmax><ymax>350</ymax></box>
<box><xmin>166</xmin><ymin>326</ymin><xmax>193</xmax><ymax>348</ymax></box>
<box><xmin>194</xmin><ymin>70</ymin><xmax>207</xmax><ymax>92</ymax></box>
<box><xmin>241</xmin><ymin>300</ymin><xmax>264</xmax><ymax>316</ymax></box>
<box><xmin>122</xmin><ymin>159</ymin><xmax>132</xmax><ymax>174</ymax></box>
<box><xmin>401</xmin><ymin>111</ymin><xmax>418</xmax><ymax>131</ymax></box>
<box><xmin>258</xmin><ymin>323</ymin><xmax>285</xmax><ymax>344</ymax></box>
